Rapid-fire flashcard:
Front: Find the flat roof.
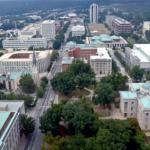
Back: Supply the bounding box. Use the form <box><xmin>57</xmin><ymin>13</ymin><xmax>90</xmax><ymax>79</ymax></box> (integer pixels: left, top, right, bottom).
<box><xmin>0</xmin><ymin>50</ymin><xmax>51</xmax><ymax>62</ymax></box>
<box><xmin>90</xmin><ymin>48</ymin><xmax>111</xmax><ymax>60</ymax></box>
<box><xmin>62</xmin><ymin>57</ymin><xmax>74</xmax><ymax>64</ymax></box>
<box><xmin>120</xmin><ymin>91</ymin><xmax>137</xmax><ymax>100</ymax></box>
<box><xmin>139</xmin><ymin>96</ymin><xmax>150</xmax><ymax>109</ymax></box>
<box><xmin>0</xmin><ymin>112</ymin><xmax>10</xmax><ymax>131</ymax></box>
<box><xmin>129</xmin><ymin>83</ymin><xmax>145</xmax><ymax>91</ymax></box>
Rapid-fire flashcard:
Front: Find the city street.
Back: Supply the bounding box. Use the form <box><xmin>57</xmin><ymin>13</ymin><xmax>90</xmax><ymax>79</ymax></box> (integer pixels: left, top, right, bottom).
<box><xmin>23</xmin><ymin>56</ymin><xmax>62</xmax><ymax>150</ymax></box>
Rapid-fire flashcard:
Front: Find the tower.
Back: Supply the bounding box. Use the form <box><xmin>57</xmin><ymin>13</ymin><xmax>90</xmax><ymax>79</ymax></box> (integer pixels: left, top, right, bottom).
<box><xmin>32</xmin><ymin>50</ymin><xmax>39</xmax><ymax>85</ymax></box>
<box><xmin>90</xmin><ymin>3</ymin><xmax>99</xmax><ymax>24</ymax></box>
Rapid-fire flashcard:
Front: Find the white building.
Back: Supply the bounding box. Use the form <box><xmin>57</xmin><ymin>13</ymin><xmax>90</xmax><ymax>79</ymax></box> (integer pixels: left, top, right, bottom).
<box><xmin>90</xmin><ymin>3</ymin><xmax>99</xmax><ymax>24</ymax></box>
<box><xmin>0</xmin><ymin>50</ymin><xmax>51</xmax><ymax>73</ymax></box>
<box><xmin>71</xmin><ymin>25</ymin><xmax>85</xmax><ymax>37</ymax></box>
<box><xmin>0</xmin><ymin>101</ymin><xmax>25</xmax><ymax>150</ymax></box>
<box><xmin>120</xmin><ymin>82</ymin><xmax>150</xmax><ymax>131</ymax></box>
<box><xmin>3</xmin><ymin>37</ymin><xmax>47</xmax><ymax>50</ymax></box>
<box><xmin>143</xmin><ymin>21</ymin><xmax>150</xmax><ymax>36</ymax></box>
<box><xmin>90</xmin><ymin>47</ymin><xmax>112</xmax><ymax>80</ymax></box>
<box><xmin>41</xmin><ymin>20</ymin><xmax>56</xmax><ymax>40</ymax></box>
<box><xmin>125</xmin><ymin>44</ymin><xmax>150</xmax><ymax>71</ymax></box>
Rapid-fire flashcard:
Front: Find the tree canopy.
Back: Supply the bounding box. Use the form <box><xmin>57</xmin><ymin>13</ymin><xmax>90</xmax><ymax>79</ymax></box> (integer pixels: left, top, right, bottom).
<box><xmin>19</xmin><ymin>74</ymin><xmax>36</xmax><ymax>93</ymax></box>
<box><xmin>130</xmin><ymin>66</ymin><xmax>144</xmax><ymax>82</ymax></box>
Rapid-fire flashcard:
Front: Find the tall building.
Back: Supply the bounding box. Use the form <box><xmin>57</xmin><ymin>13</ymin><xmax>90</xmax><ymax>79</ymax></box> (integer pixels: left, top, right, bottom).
<box><xmin>41</xmin><ymin>20</ymin><xmax>56</xmax><ymax>40</ymax></box>
<box><xmin>90</xmin><ymin>3</ymin><xmax>99</xmax><ymax>24</ymax></box>
<box><xmin>143</xmin><ymin>21</ymin><xmax>150</xmax><ymax>36</ymax></box>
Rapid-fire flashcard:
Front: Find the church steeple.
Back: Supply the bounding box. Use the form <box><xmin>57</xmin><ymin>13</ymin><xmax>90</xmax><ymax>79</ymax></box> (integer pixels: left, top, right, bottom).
<box><xmin>32</xmin><ymin>50</ymin><xmax>37</xmax><ymax>66</ymax></box>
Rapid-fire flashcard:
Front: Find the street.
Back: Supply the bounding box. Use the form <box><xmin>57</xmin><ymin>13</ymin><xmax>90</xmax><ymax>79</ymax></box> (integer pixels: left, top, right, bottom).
<box><xmin>24</xmin><ymin>56</ymin><xmax>62</xmax><ymax>150</ymax></box>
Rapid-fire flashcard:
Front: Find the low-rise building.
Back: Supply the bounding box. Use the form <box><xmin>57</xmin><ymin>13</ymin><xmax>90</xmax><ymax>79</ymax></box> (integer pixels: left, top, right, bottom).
<box><xmin>0</xmin><ymin>101</ymin><xmax>25</xmax><ymax>150</ymax></box>
<box><xmin>62</xmin><ymin>57</ymin><xmax>74</xmax><ymax>71</ymax></box>
<box><xmin>0</xmin><ymin>50</ymin><xmax>51</xmax><ymax>73</ymax></box>
<box><xmin>90</xmin><ymin>48</ymin><xmax>112</xmax><ymax>80</ymax></box>
<box><xmin>68</xmin><ymin>47</ymin><xmax>112</xmax><ymax>80</ymax></box>
<box><xmin>71</xmin><ymin>25</ymin><xmax>85</xmax><ymax>37</ymax></box>
<box><xmin>120</xmin><ymin>82</ymin><xmax>150</xmax><ymax>131</ymax></box>
<box><xmin>106</xmin><ymin>15</ymin><xmax>132</xmax><ymax>34</ymax></box>
<box><xmin>143</xmin><ymin>21</ymin><xmax>150</xmax><ymax>36</ymax></box>
<box><xmin>125</xmin><ymin>44</ymin><xmax>150</xmax><ymax>71</ymax></box>
<box><xmin>3</xmin><ymin>37</ymin><xmax>47</xmax><ymax>50</ymax></box>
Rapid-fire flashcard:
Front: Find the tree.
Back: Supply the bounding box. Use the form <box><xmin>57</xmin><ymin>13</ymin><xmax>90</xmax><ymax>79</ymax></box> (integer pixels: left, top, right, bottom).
<box><xmin>20</xmin><ymin>114</ymin><xmax>35</xmax><ymax>136</ymax></box>
<box><xmin>94</xmin><ymin>83</ymin><xmax>115</xmax><ymax>105</ymax></box>
<box><xmin>101</xmin><ymin>72</ymin><xmax>128</xmax><ymax>91</ymax></box>
<box><xmin>62</xmin><ymin>100</ymin><xmax>98</xmax><ymax>136</ymax></box>
<box><xmin>37</xmin><ymin>86</ymin><xmax>44</xmax><ymax>98</ymax></box>
<box><xmin>51</xmin><ymin>51</ymin><xmax>59</xmax><ymax>61</ymax></box>
<box><xmin>53</xmin><ymin>40</ymin><xmax>61</xmax><ymax>50</ymax></box>
<box><xmin>19</xmin><ymin>74</ymin><xmax>36</xmax><ymax>93</ymax></box>
<box><xmin>146</xmin><ymin>72</ymin><xmax>150</xmax><ymax>81</ymax></box>
<box><xmin>51</xmin><ymin>72</ymin><xmax>76</xmax><ymax>95</ymax></box>
<box><xmin>130</xmin><ymin>66</ymin><xmax>144</xmax><ymax>82</ymax></box>
<box><xmin>69</xmin><ymin>60</ymin><xmax>95</xmax><ymax>89</ymax></box>
<box><xmin>40</xmin><ymin>104</ymin><xmax>63</xmax><ymax>135</ymax></box>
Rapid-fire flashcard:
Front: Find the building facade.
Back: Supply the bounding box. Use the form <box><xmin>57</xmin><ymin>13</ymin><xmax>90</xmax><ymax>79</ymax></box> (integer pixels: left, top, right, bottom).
<box><xmin>0</xmin><ymin>50</ymin><xmax>51</xmax><ymax>74</ymax></box>
<box><xmin>3</xmin><ymin>38</ymin><xmax>47</xmax><ymax>50</ymax></box>
<box><xmin>41</xmin><ymin>20</ymin><xmax>56</xmax><ymax>40</ymax></box>
<box><xmin>90</xmin><ymin>48</ymin><xmax>112</xmax><ymax>80</ymax></box>
<box><xmin>0</xmin><ymin>101</ymin><xmax>25</xmax><ymax>150</ymax></box>
<box><xmin>89</xmin><ymin>3</ymin><xmax>99</xmax><ymax>24</ymax></box>
<box><xmin>71</xmin><ymin>25</ymin><xmax>85</xmax><ymax>37</ymax></box>
<box><xmin>106</xmin><ymin>15</ymin><xmax>132</xmax><ymax>34</ymax></box>
<box><xmin>120</xmin><ymin>83</ymin><xmax>150</xmax><ymax>131</ymax></box>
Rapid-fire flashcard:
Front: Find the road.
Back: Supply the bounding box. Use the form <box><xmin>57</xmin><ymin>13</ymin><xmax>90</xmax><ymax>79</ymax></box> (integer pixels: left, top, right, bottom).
<box><xmin>108</xmin><ymin>49</ymin><xmax>132</xmax><ymax>82</ymax></box>
<box><xmin>25</xmin><ymin>57</ymin><xmax>62</xmax><ymax>150</ymax></box>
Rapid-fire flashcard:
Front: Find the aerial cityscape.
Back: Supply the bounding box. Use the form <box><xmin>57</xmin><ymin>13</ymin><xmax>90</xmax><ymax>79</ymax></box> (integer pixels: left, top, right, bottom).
<box><xmin>0</xmin><ymin>0</ymin><xmax>150</xmax><ymax>150</ymax></box>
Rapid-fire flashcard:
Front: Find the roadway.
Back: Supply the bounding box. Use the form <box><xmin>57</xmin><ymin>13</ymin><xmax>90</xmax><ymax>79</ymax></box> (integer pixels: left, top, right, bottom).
<box><xmin>24</xmin><ymin>56</ymin><xmax>62</xmax><ymax>150</ymax></box>
<box><xmin>108</xmin><ymin>49</ymin><xmax>132</xmax><ymax>82</ymax></box>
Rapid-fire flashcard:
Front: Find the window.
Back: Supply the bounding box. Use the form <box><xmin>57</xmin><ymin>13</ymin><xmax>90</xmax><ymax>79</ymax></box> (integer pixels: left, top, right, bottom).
<box><xmin>124</xmin><ymin>113</ymin><xmax>127</xmax><ymax>117</ymax></box>
<box><xmin>146</xmin><ymin>113</ymin><xmax>149</xmax><ymax>116</ymax></box>
<box><xmin>131</xmin><ymin>107</ymin><xmax>133</xmax><ymax>111</ymax></box>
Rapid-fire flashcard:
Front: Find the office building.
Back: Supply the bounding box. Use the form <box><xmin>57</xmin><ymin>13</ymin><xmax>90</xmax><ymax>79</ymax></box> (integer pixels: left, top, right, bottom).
<box><xmin>90</xmin><ymin>3</ymin><xmax>99</xmax><ymax>24</ymax></box>
<box><xmin>3</xmin><ymin>37</ymin><xmax>47</xmax><ymax>50</ymax></box>
<box><xmin>0</xmin><ymin>50</ymin><xmax>51</xmax><ymax>74</ymax></box>
<box><xmin>120</xmin><ymin>82</ymin><xmax>150</xmax><ymax>131</ymax></box>
<box><xmin>143</xmin><ymin>21</ymin><xmax>150</xmax><ymax>36</ymax></box>
<box><xmin>68</xmin><ymin>47</ymin><xmax>112</xmax><ymax>80</ymax></box>
<box><xmin>90</xmin><ymin>48</ymin><xmax>112</xmax><ymax>80</ymax></box>
<box><xmin>62</xmin><ymin>57</ymin><xmax>74</xmax><ymax>71</ymax></box>
<box><xmin>106</xmin><ymin>15</ymin><xmax>132</xmax><ymax>34</ymax></box>
<box><xmin>41</xmin><ymin>20</ymin><xmax>56</xmax><ymax>40</ymax></box>
<box><xmin>0</xmin><ymin>101</ymin><xmax>25</xmax><ymax>150</ymax></box>
<box><xmin>71</xmin><ymin>25</ymin><xmax>85</xmax><ymax>37</ymax></box>
<box><xmin>125</xmin><ymin>44</ymin><xmax>150</xmax><ymax>71</ymax></box>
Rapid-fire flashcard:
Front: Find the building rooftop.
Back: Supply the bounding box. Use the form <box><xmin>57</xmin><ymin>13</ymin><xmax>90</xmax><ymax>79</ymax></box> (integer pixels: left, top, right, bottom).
<box><xmin>62</xmin><ymin>57</ymin><xmax>74</xmax><ymax>64</ymax></box>
<box><xmin>139</xmin><ymin>96</ymin><xmax>150</xmax><ymax>109</ymax></box>
<box><xmin>0</xmin><ymin>112</ymin><xmax>10</xmax><ymax>131</ymax></box>
<box><xmin>131</xmin><ymin>44</ymin><xmax>150</xmax><ymax>62</ymax></box>
<box><xmin>72</xmin><ymin>25</ymin><xmax>85</xmax><ymax>32</ymax></box>
<box><xmin>129</xmin><ymin>83</ymin><xmax>145</xmax><ymax>91</ymax></box>
<box><xmin>90</xmin><ymin>48</ymin><xmax>111</xmax><ymax>60</ymax></box>
<box><xmin>0</xmin><ymin>50</ymin><xmax>51</xmax><ymax>62</ymax></box>
<box><xmin>120</xmin><ymin>91</ymin><xmax>137</xmax><ymax>100</ymax></box>
<box><xmin>42</xmin><ymin>20</ymin><xmax>55</xmax><ymax>24</ymax></box>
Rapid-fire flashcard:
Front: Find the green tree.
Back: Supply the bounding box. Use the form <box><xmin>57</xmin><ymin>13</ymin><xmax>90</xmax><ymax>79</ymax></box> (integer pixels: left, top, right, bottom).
<box><xmin>53</xmin><ymin>40</ymin><xmax>61</xmax><ymax>50</ymax></box>
<box><xmin>94</xmin><ymin>83</ymin><xmax>115</xmax><ymax>105</ymax></box>
<box><xmin>51</xmin><ymin>51</ymin><xmax>59</xmax><ymax>61</ymax></box>
<box><xmin>101</xmin><ymin>72</ymin><xmax>128</xmax><ymax>91</ymax></box>
<box><xmin>40</xmin><ymin>104</ymin><xmax>63</xmax><ymax>135</ymax></box>
<box><xmin>62</xmin><ymin>100</ymin><xmax>98</xmax><ymax>136</ymax></box>
<box><xmin>51</xmin><ymin>72</ymin><xmax>76</xmax><ymax>95</ymax></box>
<box><xmin>146</xmin><ymin>72</ymin><xmax>150</xmax><ymax>81</ymax></box>
<box><xmin>130</xmin><ymin>66</ymin><xmax>144</xmax><ymax>82</ymax></box>
<box><xmin>19</xmin><ymin>74</ymin><xmax>36</xmax><ymax>93</ymax></box>
<box><xmin>37</xmin><ymin>86</ymin><xmax>44</xmax><ymax>98</ymax></box>
<box><xmin>20</xmin><ymin>114</ymin><xmax>35</xmax><ymax>136</ymax></box>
